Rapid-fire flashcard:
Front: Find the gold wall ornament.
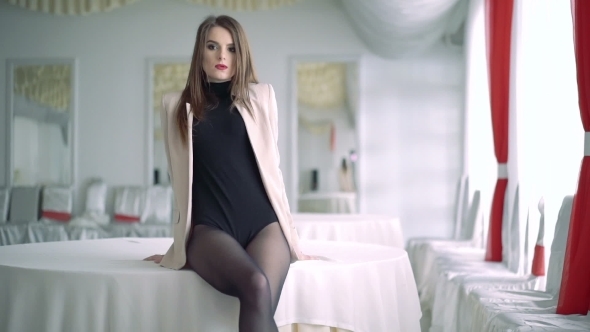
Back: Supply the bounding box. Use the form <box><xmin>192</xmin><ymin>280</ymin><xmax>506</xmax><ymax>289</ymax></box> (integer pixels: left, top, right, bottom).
<box><xmin>298</xmin><ymin>115</ymin><xmax>332</xmax><ymax>136</ymax></box>
<box><xmin>13</xmin><ymin>64</ymin><xmax>72</xmax><ymax>112</ymax></box>
<box><xmin>7</xmin><ymin>0</ymin><xmax>140</xmax><ymax>15</ymax></box>
<box><xmin>183</xmin><ymin>0</ymin><xmax>301</xmax><ymax>11</ymax></box>
<box><xmin>7</xmin><ymin>0</ymin><xmax>300</xmax><ymax>15</ymax></box>
<box><xmin>297</xmin><ymin>62</ymin><xmax>347</xmax><ymax>110</ymax></box>
<box><xmin>152</xmin><ymin>62</ymin><xmax>191</xmax><ymax>114</ymax></box>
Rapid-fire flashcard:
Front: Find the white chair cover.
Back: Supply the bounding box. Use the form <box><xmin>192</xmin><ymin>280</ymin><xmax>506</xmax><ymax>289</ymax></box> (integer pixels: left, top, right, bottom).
<box><xmin>85</xmin><ymin>179</ymin><xmax>107</xmax><ymax>214</ymax></box>
<box><xmin>485</xmin><ymin>312</ymin><xmax>590</xmax><ymax>332</ymax></box>
<box><xmin>413</xmin><ymin>190</ymin><xmax>484</xmax><ymax>307</ymax></box>
<box><xmin>26</xmin><ymin>223</ymin><xmax>69</xmax><ymax>243</ymax></box>
<box><xmin>0</xmin><ymin>188</ymin><xmax>9</xmax><ymax>223</ymax></box>
<box><xmin>8</xmin><ymin>186</ymin><xmax>41</xmax><ymax>224</ymax></box>
<box><xmin>443</xmin><ymin>196</ymin><xmax>545</xmax><ymax>331</ymax></box>
<box><xmin>454</xmin><ymin>175</ymin><xmax>472</xmax><ymax>240</ymax></box>
<box><xmin>409</xmin><ymin>189</ymin><xmax>483</xmax><ymax>293</ymax></box>
<box><xmin>141</xmin><ymin>185</ymin><xmax>173</xmax><ymax>224</ymax></box>
<box><xmin>113</xmin><ymin>186</ymin><xmax>146</xmax><ymax>222</ymax></box>
<box><xmin>429</xmin><ymin>189</ymin><xmax>531</xmax><ymax>332</ymax></box>
<box><xmin>40</xmin><ymin>186</ymin><xmax>73</xmax><ymax>222</ymax></box>
<box><xmin>0</xmin><ymin>225</ymin><xmax>26</xmax><ymax>245</ymax></box>
<box><xmin>467</xmin><ymin>196</ymin><xmax>576</xmax><ymax>331</ymax></box>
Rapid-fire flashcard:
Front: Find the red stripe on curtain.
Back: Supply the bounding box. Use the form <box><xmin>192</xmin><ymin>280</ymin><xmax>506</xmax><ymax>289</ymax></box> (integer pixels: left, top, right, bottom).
<box><xmin>557</xmin><ymin>0</ymin><xmax>590</xmax><ymax>315</ymax></box>
<box><xmin>484</xmin><ymin>0</ymin><xmax>514</xmax><ymax>262</ymax></box>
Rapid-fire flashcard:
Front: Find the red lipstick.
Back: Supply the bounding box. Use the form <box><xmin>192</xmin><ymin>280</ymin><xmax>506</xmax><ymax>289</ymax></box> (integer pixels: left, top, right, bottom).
<box><xmin>215</xmin><ymin>64</ymin><xmax>228</xmax><ymax>70</ymax></box>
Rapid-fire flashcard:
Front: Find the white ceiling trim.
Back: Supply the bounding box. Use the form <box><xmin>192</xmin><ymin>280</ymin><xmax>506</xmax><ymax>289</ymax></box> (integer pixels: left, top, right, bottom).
<box><xmin>341</xmin><ymin>0</ymin><xmax>468</xmax><ymax>58</ymax></box>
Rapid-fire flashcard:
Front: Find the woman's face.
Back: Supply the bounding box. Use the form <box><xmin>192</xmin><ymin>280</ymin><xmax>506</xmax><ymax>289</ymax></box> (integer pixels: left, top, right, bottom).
<box><xmin>202</xmin><ymin>26</ymin><xmax>236</xmax><ymax>83</ymax></box>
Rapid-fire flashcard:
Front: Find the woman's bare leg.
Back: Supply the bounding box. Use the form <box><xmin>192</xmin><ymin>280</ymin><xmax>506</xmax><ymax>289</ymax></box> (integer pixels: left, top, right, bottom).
<box><xmin>186</xmin><ymin>224</ymin><xmax>277</xmax><ymax>332</ymax></box>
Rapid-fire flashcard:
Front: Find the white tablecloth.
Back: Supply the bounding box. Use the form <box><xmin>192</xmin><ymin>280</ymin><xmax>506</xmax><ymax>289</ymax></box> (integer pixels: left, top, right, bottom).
<box><xmin>298</xmin><ymin>192</ymin><xmax>357</xmax><ymax>213</ymax></box>
<box><xmin>293</xmin><ymin>213</ymin><xmax>404</xmax><ymax>248</ymax></box>
<box><xmin>0</xmin><ymin>238</ymin><xmax>421</xmax><ymax>332</ymax></box>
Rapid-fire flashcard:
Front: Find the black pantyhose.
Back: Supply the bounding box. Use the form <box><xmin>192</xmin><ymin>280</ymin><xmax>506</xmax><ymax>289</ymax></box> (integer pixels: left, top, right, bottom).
<box><xmin>186</xmin><ymin>222</ymin><xmax>291</xmax><ymax>332</ymax></box>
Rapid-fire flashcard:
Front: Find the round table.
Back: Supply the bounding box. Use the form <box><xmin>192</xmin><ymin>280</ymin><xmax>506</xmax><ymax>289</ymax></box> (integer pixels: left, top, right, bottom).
<box><xmin>293</xmin><ymin>213</ymin><xmax>405</xmax><ymax>248</ymax></box>
<box><xmin>0</xmin><ymin>238</ymin><xmax>421</xmax><ymax>332</ymax></box>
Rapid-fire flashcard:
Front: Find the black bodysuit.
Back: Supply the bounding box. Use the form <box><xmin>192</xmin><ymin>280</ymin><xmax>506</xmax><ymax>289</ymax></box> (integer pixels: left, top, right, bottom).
<box><xmin>191</xmin><ymin>81</ymin><xmax>278</xmax><ymax>247</ymax></box>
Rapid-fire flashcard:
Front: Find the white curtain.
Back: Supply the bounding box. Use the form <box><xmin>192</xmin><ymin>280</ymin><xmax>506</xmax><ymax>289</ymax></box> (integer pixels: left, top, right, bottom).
<box><xmin>464</xmin><ymin>0</ymin><xmax>494</xmax><ymax>243</ymax></box>
<box><xmin>514</xmin><ymin>0</ymin><xmax>581</xmax><ymax>272</ymax></box>
<box><xmin>467</xmin><ymin>0</ymin><xmax>581</xmax><ymax>274</ymax></box>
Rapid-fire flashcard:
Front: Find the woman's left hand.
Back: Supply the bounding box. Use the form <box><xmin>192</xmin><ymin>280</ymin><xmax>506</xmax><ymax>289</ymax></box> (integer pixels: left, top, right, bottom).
<box><xmin>144</xmin><ymin>254</ymin><xmax>164</xmax><ymax>263</ymax></box>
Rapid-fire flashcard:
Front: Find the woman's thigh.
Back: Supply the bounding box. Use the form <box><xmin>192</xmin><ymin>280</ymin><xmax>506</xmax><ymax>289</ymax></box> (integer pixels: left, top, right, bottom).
<box><xmin>245</xmin><ymin>222</ymin><xmax>291</xmax><ymax>310</ymax></box>
<box><xmin>186</xmin><ymin>224</ymin><xmax>264</xmax><ymax>297</ymax></box>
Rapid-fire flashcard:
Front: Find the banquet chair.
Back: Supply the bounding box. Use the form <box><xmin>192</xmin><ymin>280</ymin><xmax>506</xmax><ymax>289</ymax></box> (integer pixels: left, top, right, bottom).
<box><xmin>67</xmin><ymin>179</ymin><xmax>110</xmax><ymax>240</ymax></box>
<box><xmin>112</xmin><ymin>186</ymin><xmax>145</xmax><ymax>222</ymax></box>
<box><xmin>105</xmin><ymin>186</ymin><xmax>148</xmax><ymax>238</ymax></box>
<box><xmin>0</xmin><ymin>188</ymin><xmax>25</xmax><ymax>246</ymax></box>
<box><xmin>408</xmin><ymin>188</ymin><xmax>482</xmax><ymax>331</ymax></box>
<box><xmin>417</xmin><ymin>190</ymin><xmax>485</xmax><ymax>304</ymax></box>
<box><xmin>124</xmin><ymin>185</ymin><xmax>174</xmax><ymax>237</ymax></box>
<box><xmin>141</xmin><ymin>185</ymin><xmax>173</xmax><ymax>224</ymax></box>
<box><xmin>0</xmin><ymin>187</ymin><xmax>9</xmax><ymax>223</ymax></box>
<box><xmin>466</xmin><ymin>195</ymin><xmax>590</xmax><ymax>331</ymax></box>
<box><xmin>8</xmin><ymin>186</ymin><xmax>41</xmax><ymax>224</ymax></box>
<box><xmin>409</xmin><ymin>187</ymin><xmax>483</xmax><ymax>286</ymax></box>
<box><xmin>105</xmin><ymin>186</ymin><xmax>172</xmax><ymax>238</ymax></box>
<box><xmin>407</xmin><ymin>176</ymin><xmax>471</xmax><ymax>263</ymax></box>
<box><xmin>85</xmin><ymin>179</ymin><xmax>108</xmax><ymax>215</ymax></box>
<box><xmin>431</xmin><ymin>195</ymin><xmax>547</xmax><ymax>332</ymax></box>
<box><xmin>40</xmin><ymin>186</ymin><xmax>73</xmax><ymax>222</ymax></box>
<box><xmin>426</xmin><ymin>186</ymin><xmax>532</xmax><ymax>331</ymax></box>
<box><xmin>68</xmin><ymin>178</ymin><xmax>109</xmax><ymax>226</ymax></box>
<box><xmin>25</xmin><ymin>186</ymin><xmax>72</xmax><ymax>243</ymax></box>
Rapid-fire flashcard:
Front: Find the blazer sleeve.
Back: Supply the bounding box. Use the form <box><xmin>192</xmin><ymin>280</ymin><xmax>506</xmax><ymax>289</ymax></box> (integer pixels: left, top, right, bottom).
<box><xmin>267</xmin><ymin>84</ymin><xmax>290</xmax><ymax>210</ymax></box>
<box><xmin>161</xmin><ymin>94</ymin><xmax>175</xmax><ymax>187</ymax></box>
<box><xmin>267</xmin><ymin>84</ymin><xmax>304</xmax><ymax>256</ymax></box>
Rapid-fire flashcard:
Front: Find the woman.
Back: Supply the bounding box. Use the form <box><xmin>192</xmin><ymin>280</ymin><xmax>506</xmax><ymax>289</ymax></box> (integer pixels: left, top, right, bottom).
<box><xmin>144</xmin><ymin>15</ymin><xmax>312</xmax><ymax>331</ymax></box>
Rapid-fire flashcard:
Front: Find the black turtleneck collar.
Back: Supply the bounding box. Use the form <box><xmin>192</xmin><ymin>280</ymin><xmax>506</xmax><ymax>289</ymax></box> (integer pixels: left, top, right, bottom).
<box><xmin>207</xmin><ymin>80</ymin><xmax>232</xmax><ymax>99</ymax></box>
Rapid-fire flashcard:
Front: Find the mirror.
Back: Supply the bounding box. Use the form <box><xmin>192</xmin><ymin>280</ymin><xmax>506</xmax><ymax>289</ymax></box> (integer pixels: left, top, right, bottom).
<box><xmin>146</xmin><ymin>58</ymin><xmax>190</xmax><ymax>186</ymax></box>
<box><xmin>6</xmin><ymin>59</ymin><xmax>77</xmax><ymax>186</ymax></box>
<box><xmin>290</xmin><ymin>56</ymin><xmax>361</xmax><ymax>214</ymax></box>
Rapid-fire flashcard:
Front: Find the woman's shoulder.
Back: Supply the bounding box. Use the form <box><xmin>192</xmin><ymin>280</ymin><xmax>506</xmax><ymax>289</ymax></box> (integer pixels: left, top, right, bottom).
<box><xmin>162</xmin><ymin>91</ymin><xmax>182</xmax><ymax>114</ymax></box>
<box><xmin>247</xmin><ymin>82</ymin><xmax>273</xmax><ymax>101</ymax></box>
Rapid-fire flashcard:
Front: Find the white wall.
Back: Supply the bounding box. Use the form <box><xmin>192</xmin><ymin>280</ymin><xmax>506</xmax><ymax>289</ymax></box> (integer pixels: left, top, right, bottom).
<box><xmin>297</xmin><ymin>104</ymin><xmax>357</xmax><ymax>194</ymax></box>
<box><xmin>0</xmin><ymin>0</ymin><xmax>464</xmax><ymax>241</ymax></box>
<box><xmin>361</xmin><ymin>45</ymin><xmax>465</xmax><ymax>240</ymax></box>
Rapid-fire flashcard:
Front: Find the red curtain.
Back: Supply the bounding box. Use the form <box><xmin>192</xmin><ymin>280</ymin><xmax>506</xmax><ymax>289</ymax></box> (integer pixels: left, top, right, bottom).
<box><xmin>484</xmin><ymin>0</ymin><xmax>514</xmax><ymax>262</ymax></box>
<box><xmin>557</xmin><ymin>0</ymin><xmax>590</xmax><ymax>315</ymax></box>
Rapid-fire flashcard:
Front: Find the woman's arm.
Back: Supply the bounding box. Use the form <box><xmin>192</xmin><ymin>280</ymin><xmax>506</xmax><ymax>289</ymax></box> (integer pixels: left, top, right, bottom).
<box><xmin>144</xmin><ymin>94</ymin><xmax>176</xmax><ymax>264</ymax></box>
<box><xmin>267</xmin><ymin>84</ymin><xmax>292</xmax><ymax>213</ymax></box>
<box><xmin>267</xmin><ymin>84</ymin><xmax>320</xmax><ymax>260</ymax></box>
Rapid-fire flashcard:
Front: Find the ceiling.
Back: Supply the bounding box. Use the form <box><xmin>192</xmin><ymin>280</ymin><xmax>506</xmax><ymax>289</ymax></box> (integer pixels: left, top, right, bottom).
<box><xmin>4</xmin><ymin>0</ymin><xmax>469</xmax><ymax>58</ymax></box>
<box><xmin>341</xmin><ymin>0</ymin><xmax>468</xmax><ymax>58</ymax></box>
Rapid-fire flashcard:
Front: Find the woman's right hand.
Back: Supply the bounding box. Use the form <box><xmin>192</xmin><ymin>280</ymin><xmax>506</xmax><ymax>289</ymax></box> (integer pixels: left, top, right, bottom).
<box><xmin>300</xmin><ymin>253</ymin><xmax>323</xmax><ymax>260</ymax></box>
<box><xmin>144</xmin><ymin>254</ymin><xmax>164</xmax><ymax>264</ymax></box>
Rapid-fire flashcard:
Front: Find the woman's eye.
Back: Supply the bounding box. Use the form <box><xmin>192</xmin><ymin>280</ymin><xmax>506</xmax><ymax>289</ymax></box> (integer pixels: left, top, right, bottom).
<box><xmin>207</xmin><ymin>44</ymin><xmax>216</xmax><ymax>50</ymax></box>
<box><xmin>229</xmin><ymin>47</ymin><xmax>236</xmax><ymax>53</ymax></box>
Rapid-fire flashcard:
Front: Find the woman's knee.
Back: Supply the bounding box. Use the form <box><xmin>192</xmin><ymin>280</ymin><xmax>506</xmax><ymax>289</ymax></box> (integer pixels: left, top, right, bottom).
<box><xmin>239</xmin><ymin>270</ymin><xmax>271</xmax><ymax>306</ymax></box>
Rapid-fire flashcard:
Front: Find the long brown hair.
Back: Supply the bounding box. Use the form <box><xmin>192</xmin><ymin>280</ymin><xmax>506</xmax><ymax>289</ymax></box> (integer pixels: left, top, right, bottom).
<box><xmin>176</xmin><ymin>15</ymin><xmax>259</xmax><ymax>145</ymax></box>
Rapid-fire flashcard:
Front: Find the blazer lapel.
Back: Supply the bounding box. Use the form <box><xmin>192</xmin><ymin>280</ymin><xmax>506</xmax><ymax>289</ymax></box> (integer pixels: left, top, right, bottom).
<box><xmin>184</xmin><ymin>103</ymin><xmax>194</xmax><ymax>237</ymax></box>
<box><xmin>235</xmin><ymin>105</ymin><xmax>261</xmax><ymax>156</ymax></box>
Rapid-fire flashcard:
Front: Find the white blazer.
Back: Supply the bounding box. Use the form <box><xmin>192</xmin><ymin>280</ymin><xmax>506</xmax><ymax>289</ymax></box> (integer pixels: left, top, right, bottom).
<box><xmin>159</xmin><ymin>83</ymin><xmax>304</xmax><ymax>270</ymax></box>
